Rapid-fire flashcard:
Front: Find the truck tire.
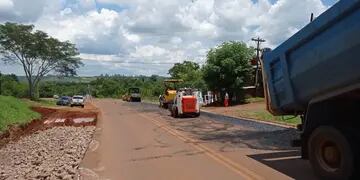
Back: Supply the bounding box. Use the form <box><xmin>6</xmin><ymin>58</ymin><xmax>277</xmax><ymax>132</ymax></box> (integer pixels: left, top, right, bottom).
<box><xmin>308</xmin><ymin>126</ymin><xmax>354</xmax><ymax>180</ymax></box>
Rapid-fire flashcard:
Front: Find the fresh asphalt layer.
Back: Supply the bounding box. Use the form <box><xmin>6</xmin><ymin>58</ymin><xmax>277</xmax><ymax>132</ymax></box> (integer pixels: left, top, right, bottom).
<box><xmin>80</xmin><ymin>99</ymin><xmax>317</xmax><ymax>180</ymax></box>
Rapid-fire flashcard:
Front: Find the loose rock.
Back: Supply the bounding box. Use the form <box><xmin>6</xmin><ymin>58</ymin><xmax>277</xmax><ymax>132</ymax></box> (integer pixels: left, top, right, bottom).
<box><xmin>0</xmin><ymin>126</ymin><xmax>95</xmax><ymax>180</ymax></box>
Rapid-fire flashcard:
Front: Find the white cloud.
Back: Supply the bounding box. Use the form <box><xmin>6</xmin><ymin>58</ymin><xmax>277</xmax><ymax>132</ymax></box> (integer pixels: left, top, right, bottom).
<box><xmin>0</xmin><ymin>0</ymin><xmax>13</xmax><ymax>10</ymax></box>
<box><xmin>0</xmin><ymin>0</ymin><xmax>47</xmax><ymax>22</ymax></box>
<box><xmin>131</xmin><ymin>45</ymin><xmax>168</xmax><ymax>58</ymax></box>
<box><xmin>0</xmin><ymin>0</ymin><xmax>334</xmax><ymax>76</ymax></box>
<box><xmin>36</xmin><ymin>8</ymin><xmax>131</xmax><ymax>55</ymax></box>
<box><xmin>255</xmin><ymin>0</ymin><xmax>327</xmax><ymax>47</ymax></box>
<box><xmin>170</xmin><ymin>37</ymin><xmax>183</xmax><ymax>44</ymax></box>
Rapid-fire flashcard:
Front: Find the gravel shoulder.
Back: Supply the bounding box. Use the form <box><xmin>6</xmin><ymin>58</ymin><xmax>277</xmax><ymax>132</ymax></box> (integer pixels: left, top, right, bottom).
<box><xmin>0</xmin><ymin>103</ymin><xmax>98</xmax><ymax>180</ymax></box>
<box><xmin>0</xmin><ymin>126</ymin><xmax>95</xmax><ymax>180</ymax></box>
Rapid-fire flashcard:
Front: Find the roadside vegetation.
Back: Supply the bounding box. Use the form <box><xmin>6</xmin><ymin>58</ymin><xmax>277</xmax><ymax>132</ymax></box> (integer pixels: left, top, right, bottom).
<box><xmin>23</xmin><ymin>98</ymin><xmax>57</xmax><ymax>107</ymax></box>
<box><xmin>203</xmin><ymin>41</ymin><xmax>255</xmax><ymax>103</ymax></box>
<box><xmin>237</xmin><ymin>109</ymin><xmax>301</xmax><ymax>125</ymax></box>
<box><xmin>238</xmin><ymin>97</ymin><xmax>301</xmax><ymax>125</ymax></box>
<box><xmin>0</xmin><ymin>96</ymin><xmax>40</xmax><ymax>132</ymax></box>
<box><xmin>245</xmin><ymin>97</ymin><xmax>265</xmax><ymax>103</ymax></box>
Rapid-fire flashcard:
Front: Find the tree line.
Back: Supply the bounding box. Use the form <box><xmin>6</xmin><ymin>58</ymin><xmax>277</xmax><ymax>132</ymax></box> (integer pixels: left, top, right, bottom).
<box><xmin>0</xmin><ymin>73</ymin><xmax>166</xmax><ymax>99</ymax></box>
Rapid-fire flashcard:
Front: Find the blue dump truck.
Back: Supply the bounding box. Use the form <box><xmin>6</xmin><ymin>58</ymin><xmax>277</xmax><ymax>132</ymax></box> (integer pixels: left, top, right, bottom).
<box><xmin>262</xmin><ymin>0</ymin><xmax>360</xmax><ymax>179</ymax></box>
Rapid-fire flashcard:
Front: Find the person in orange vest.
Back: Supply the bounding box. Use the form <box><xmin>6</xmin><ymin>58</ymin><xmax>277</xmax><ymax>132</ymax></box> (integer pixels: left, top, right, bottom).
<box><xmin>224</xmin><ymin>92</ymin><xmax>229</xmax><ymax>107</ymax></box>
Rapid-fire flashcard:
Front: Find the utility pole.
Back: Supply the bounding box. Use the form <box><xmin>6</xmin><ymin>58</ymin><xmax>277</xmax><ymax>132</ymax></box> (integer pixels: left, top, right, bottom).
<box><xmin>251</xmin><ymin>37</ymin><xmax>265</xmax><ymax>96</ymax></box>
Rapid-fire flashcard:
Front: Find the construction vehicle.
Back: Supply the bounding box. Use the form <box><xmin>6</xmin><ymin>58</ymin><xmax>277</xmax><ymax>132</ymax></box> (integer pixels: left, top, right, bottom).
<box><xmin>169</xmin><ymin>88</ymin><xmax>200</xmax><ymax>118</ymax></box>
<box><xmin>159</xmin><ymin>79</ymin><xmax>183</xmax><ymax>108</ymax></box>
<box><xmin>262</xmin><ymin>0</ymin><xmax>360</xmax><ymax>179</ymax></box>
<box><xmin>123</xmin><ymin>87</ymin><xmax>141</xmax><ymax>102</ymax></box>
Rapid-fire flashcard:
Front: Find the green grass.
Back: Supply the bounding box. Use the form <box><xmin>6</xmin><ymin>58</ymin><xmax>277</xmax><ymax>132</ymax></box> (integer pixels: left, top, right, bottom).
<box><xmin>37</xmin><ymin>99</ymin><xmax>57</xmax><ymax>107</ymax></box>
<box><xmin>23</xmin><ymin>98</ymin><xmax>57</xmax><ymax>107</ymax></box>
<box><xmin>237</xmin><ymin>109</ymin><xmax>301</xmax><ymax>125</ymax></box>
<box><xmin>0</xmin><ymin>96</ymin><xmax>41</xmax><ymax>132</ymax></box>
<box><xmin>245</xmin><ymin>97</ymin><xmax>265</xmax><ymax>103</ymax></box>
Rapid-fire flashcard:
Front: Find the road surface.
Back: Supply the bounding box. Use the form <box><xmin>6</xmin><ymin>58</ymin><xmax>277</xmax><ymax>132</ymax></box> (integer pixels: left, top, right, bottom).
<box><xmin>80</xmin><ymin>99</ymin><xmax>317</xmax><ymax>180</ymax></box>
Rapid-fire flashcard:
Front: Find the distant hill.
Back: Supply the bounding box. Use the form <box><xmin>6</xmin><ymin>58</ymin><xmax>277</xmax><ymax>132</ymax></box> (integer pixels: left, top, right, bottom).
<box><xmin>17</xmin><ymin>75</ymin><xmax>97</xmax><ymax>83</ymax></box>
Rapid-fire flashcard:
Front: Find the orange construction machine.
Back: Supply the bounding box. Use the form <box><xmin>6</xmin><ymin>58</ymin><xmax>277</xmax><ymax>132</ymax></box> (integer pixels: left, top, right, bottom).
<box><xmin>169</xmin><ymin>88</ymin><xmax>200</xmax><ymax>118</ymax></box>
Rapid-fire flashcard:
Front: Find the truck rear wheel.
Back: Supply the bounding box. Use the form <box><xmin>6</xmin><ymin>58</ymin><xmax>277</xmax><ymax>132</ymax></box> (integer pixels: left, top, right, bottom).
<box><xmin>308</xmin><ymin>126</ymin><xmax>354</xmax><ymax>180</ymax></box>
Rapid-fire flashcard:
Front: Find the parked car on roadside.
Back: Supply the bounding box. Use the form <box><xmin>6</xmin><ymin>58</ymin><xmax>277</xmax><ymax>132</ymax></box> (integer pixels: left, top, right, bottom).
<box><xmin>71</xmin><ymin>95</ymin><xmax>85</xmax><ymax>108</ymax></box>
<box><xmin>56</xmin><ymin>96</ymin><xmax>71</xmax><ymax>106</ymax></box>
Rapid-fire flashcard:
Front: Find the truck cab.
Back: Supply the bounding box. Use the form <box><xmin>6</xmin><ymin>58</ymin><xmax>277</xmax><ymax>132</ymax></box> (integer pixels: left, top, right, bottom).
<box><xmin>169</xmin><ymin>88</ymin><xmax>200</xmax><ymax>118</ymax></box>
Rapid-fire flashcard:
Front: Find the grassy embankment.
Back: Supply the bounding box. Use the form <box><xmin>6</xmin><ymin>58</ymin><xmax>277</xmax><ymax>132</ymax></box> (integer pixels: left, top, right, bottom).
<box><xmin>36</xmin><ymin>99</ymin><xmax>57</xmax><ymax>106</ymax></box>
<box><xmin>0</xmin><ymin>96</ymin><xmax>41</xmax><ymax>132</ymax></box>
<box><xmin>239</xmin><ymin>97</ymin><xmax>301</xmax><ymax>125</ymax></box>
<box><xmin>22</xmin><ymin>98</ymin><xmax>57</xmax><ymax>107</ymax></box>
<box><xmin>237</xmin><ymin>110</ymin><xmax>301</xmax><ymax>125</ymax></box>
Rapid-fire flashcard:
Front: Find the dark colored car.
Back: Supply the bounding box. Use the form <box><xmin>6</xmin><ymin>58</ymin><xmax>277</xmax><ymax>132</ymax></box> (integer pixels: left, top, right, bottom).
<box><xmin>56</xmin><ymin>96</ymin><xmax>71</xmax><ymax>106</ymax></box>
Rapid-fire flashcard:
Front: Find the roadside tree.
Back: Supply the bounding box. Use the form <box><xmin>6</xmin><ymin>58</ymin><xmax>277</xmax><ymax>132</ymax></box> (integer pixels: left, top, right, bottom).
<box><xmin>203</xmin><ymin>41</ymin><xmax>254</xmax><ymax>103</ymax></box>
<box><xmin>0</xmin><ymin>22</ymin><xmax>82</xmax><ymax>100</ymax></box>
<box><xmin>168</xmin><ymin>61</ymin><xmax>206</xmax><ymax>90</ymax></box>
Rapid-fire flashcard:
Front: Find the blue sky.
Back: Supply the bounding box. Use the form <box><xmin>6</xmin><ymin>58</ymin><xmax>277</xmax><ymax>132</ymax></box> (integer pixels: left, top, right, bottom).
<box><xmin>95</xmin><ymin>3</ymin><xmax>128</xmax><ymax>12</ymax></box>
<box><xmin>321</xmin><ymin>0</ymin><xmax>338</xmax><ymax>6</ymax></box>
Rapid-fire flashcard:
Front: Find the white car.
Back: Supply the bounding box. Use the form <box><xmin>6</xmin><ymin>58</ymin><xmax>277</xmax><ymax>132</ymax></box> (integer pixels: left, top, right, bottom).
<box><xmin>71</xmin><ymin>95</ymin><xmax>85</xmax><ymax>108</ymax></box>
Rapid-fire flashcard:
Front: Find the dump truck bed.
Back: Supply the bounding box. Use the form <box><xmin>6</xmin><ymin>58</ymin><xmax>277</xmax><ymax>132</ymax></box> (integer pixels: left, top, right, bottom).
<box><xmin>263</xmin><ymin>0</ymin><xmax>360</xmax><ymax>115</ymax></box>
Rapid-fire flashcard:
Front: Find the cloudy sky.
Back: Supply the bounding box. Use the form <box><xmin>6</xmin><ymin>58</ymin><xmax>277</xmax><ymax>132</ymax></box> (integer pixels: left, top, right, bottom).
<box><xmin>0</xmin><ymin>0</ymin><xmax>337</xmax><ymax>76</ymax></box>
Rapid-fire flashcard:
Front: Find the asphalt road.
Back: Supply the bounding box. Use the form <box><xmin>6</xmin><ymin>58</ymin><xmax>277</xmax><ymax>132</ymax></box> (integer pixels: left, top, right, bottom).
<box><xmin>80</xmin><ymin>99</ymin><xmax>318</xmax><ymax>180</ymax></box>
